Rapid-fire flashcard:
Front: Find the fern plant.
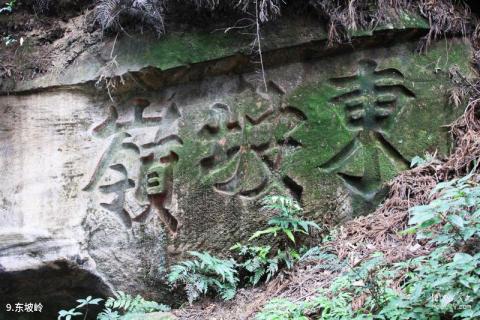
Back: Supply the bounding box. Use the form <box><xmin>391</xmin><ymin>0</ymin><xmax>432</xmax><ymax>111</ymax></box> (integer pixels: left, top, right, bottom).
<box><xmin>299</xmin><ymin>246</ymin><xmax>346</xmax><ymax>272</ymax></box>
<box><xmin>251</xmin><ymin>195</ymin><xmax>320</xmax><ymax>243</ymax></box>
<box><xmin>231</xmin><ymin>195</ymin><xmax>319</xmax><ymax>286</ymax></box>
<box><xmin>254</xmin><ymin>172</ymin><xmax>480</xmax><ymax>320</ymax></box>
<box><xmin>167</xmin><ymin>251</ymin><xmax>239</xmax><ymax>303</ymax></box>
<box><xmin>255</xmin><ymin>253</ymin><xmax>396</xmax><ymax>320</ymax></box>
<box><xmin>255</xmin><ymin>298</ymin><xmax>311</xmax><ymax>320</ymax></box>
<box><xmin>230</xmin><ymin>243</ymin><xmax>290</xmax><ymax>285</ymax></box>
<box><xmin>105</xmin><ymin>291</ymin><xmax>170</xmax><ymax>313</ymax></box>
<box><xmin>58</xmin><ymin>292</ymin><xmax>170</xmax><ymax>320</ymax></box>
<box><xmin>97</xmin><ymin>308</ymin><xmax>121</xmax><ymax>320</ymax></box>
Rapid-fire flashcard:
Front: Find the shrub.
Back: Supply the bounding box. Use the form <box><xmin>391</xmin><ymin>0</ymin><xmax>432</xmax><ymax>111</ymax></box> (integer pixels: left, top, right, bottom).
<box><xmin>404</xmin><ymin>170</ymin><xmax>480</xmax><ymax>246</ymax></box>
<box><xmin>378</xmin><ymin>171</ymin><xmax>480</xmax><ymax>319</ymax></box>
<box><xmin>257</xmin><ymin>172</ymin><xmax>480</xmax><ymax>320</ymax></box>
<box><xmin>379</xmin><ymin>248</ymin><xmax>480</xmax><ymax>319</ymax></box>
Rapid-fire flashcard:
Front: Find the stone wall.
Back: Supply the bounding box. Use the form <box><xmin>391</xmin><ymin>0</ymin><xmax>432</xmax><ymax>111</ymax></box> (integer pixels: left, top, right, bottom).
<box><xmin>0</xmin><ymin>15</ymin><xmax>473</xmax><ymax>318</ymax></box>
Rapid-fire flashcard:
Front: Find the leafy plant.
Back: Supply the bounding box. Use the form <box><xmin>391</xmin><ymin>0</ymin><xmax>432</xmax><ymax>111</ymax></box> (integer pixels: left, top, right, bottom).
<box><xmin>308</xmin><ymin>253</ymin><xmax>395</xmax><ymax>320</ymax></box>
<box><xmin>231</xmin><ymin>244</ymin><xmax>276</xmax><ymax>285</ymax></box>
<box><xmin>1</xmin><ymin>0</ymin><xmax>17</xmax><ymax>46</ymax></box>
<box><xmin>376</xmin><ymin>170</ymin><xmax>480</xmax><ymax>319</ymax></box>
<box><xmin>58</xmin><ymin>296</ymin><xmax>103</xmax><ymax>320</ymax></box>
<box><xmin>231</xmin><ymin>195</ymin><xmax>319</xmax><ymax>286</ymax></box>
<box><xmin>404</xmin><ymin>169</ymin><xmax>480</xmax><ymax>246</ymax></box>
<box><xmin>167</xmin><ymin>196</ymin><xmax>319</xmax><ymax>301</ymax></box>
<box><xmin>256</xmin><ymin>172</ymin><xmax>480</xmax><ymax>320</ymax></box>
<box><xmin>58</xmin><ymin>308</ymin><xmax>83</xmax><ymax>320</ymax></box>
<box><xmin>58</xmin><ymin>293</ymin><xmax>169</xmax><ymax>320</ymax></box>
<box><xmin>367</xmin><ymin>173</ymin><xmax>480</xmax><ymax>320</ymax></box>
<box><xmin>410</xmin><ymin>155</ymin><xmax>427</xmax><ymax>168</ymax></box>
<box><xmin>97</xmin><ymin>308</ymin><xmax>121</xmax><ymax>320</ymax></box>
<box><xmin>105</xmin><ymin>291</ymin><xmax>170</xmax><ymax>313</ymax></box>
<box><xmin>0</xmin><ymin>0</ymin><xmax>15</xmax><ymax>13</ymax></box>
<box><xmin>255</xmin><ymin>255</ymin><xmax>393</xmax><ymax>320</ymax></box>
<box><xmin>251</xmin><ymin>195</ymin><xmax>320</xmax><ymax>244</ymax></box>
<box><xmin>255</xmin><ymin>298</ymin><xmax>311</xmax><ymax>320</ymax></box>
<box><xmin>167</xmin><ymin>251</ymin><xmax>239</xmax><ymax>303</ymax></box>
<box><xmin>230</xmin><ymin>243</ymin><xmax>300</xmax><ymax>285</ymax></box>
<box><xmin>298</xmin><ymin>246</ymin><xmax>345</xmax><ymax>272</ymax></box>
<box><xmin>378</xmin><ymin>248</ymin><xmax>480</xmax><ymax>320</ymax></box>
<box><xmin>2</xmin><ymin>35</ymin><xmax>16</xmax><ymax>46</ymax></box>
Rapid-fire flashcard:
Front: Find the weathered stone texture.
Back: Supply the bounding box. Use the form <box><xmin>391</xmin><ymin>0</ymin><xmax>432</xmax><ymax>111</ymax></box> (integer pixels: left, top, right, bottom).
<box><xmin>0</xmin><ymin>18</ymin><xmax>473</xmax><ymax>317</ymax></box>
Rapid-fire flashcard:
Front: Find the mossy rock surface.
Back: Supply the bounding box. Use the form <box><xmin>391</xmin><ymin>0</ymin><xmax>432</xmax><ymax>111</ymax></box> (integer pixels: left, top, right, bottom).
<box><xmin>166</xmin><ymin>38</ymin><xmax>473</xmax><ymax>255</ymax></box>
<box><xmin>0</xmin><ymin>12</ymin><xmax>474</xmax><ymax>310</ymax></box>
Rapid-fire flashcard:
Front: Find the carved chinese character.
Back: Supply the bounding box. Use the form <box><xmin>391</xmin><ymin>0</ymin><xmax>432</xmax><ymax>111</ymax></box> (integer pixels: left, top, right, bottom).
<box><xmin>320</xmin><ymin>60</ymin><xmax>414</xmax><ymax>201</ymax></box>
<box><xmin>84</xmin><ymin>98</ymin><xmax>182</xmax><ymax>229</ymax></box>
<box><xmin>199</xmin><ymin>81</ymin><xmax>306</xmax><ymax>200</ymax></box>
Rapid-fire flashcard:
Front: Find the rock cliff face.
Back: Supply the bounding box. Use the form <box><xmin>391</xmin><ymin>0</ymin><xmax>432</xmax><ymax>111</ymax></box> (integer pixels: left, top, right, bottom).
<box><xmin>0</xmin><ymin>13</ymin><xmax>473</xmax><ymax>319</ymax></box>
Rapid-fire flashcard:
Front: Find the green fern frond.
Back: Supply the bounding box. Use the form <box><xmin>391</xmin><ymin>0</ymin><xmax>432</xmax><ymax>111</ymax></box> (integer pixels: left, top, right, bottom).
<box><xmin>167</xmin><ymin>251</ymin><xmax>239</xmax><ymax>303</ymax></box>
<box><xmin>105</xmin><ymin>291</ymin><xmax>170</xmax><ymax>314</ymax></box>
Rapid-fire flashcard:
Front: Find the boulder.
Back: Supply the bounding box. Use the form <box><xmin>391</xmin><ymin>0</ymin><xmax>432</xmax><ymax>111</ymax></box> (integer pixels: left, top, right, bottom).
<box><xmin>0</xmin><ymin>12</ymin><xmax>474</xmax><ymax>318</ymax></box>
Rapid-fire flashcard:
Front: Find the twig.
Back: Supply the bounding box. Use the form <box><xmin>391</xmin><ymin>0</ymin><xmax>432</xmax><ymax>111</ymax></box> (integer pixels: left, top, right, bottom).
<box><xmin>254</xmin><ymin>0</ymin><xmax>268</xmax><ymax>93</ymax></box>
